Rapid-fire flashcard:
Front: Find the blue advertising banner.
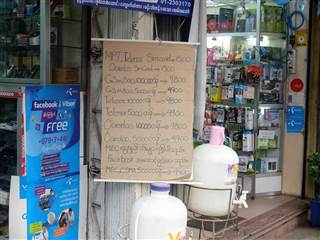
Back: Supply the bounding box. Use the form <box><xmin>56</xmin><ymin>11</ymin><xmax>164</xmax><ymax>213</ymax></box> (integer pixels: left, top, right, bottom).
<box><xmin>23</xmin><ymin>86</ymin><xmax>80</xmax><ymax>239</ymax></box>
<box><xmin>24</xmin><ymin>86</ymin><xmax>80</xmax><ymax>183</ymax></box>
<box><xmin>75</xmin><ymin>0</ymin><xmax>192</xmax><ymax>17</ymax></box>
<box><xmin>27</xmin><ymin>174</ymin><xmax>79</xmax><ymax>240</ymax></box>
<box><xmin>287</xmin><ymin>106</ymin><xmax>304</xmax><ymax>133</ymax></box>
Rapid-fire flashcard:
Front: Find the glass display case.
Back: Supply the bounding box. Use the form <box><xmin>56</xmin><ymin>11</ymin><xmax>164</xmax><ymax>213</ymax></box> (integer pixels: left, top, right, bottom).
<box><xmin>50</xmin><ymin>0</ymin><xmax>86</xmax><ymax>85</ymax></box>
<box><xmin>0</xmin><ymin>0</ymin><xmax>40</xmax><ymax>82</ymax></box>
<box><xmin>205</xmin><ymin>0</ymin><xmax>287</xmax><ymax>197</ymax></box>
<box><xmin>0</xmin><ymin>95</ymin><xmax>22</xmax><ymax>238</ymax></box>
<box><xmin>0</xmin><ymin>0</ymin><xmax>89</xmax><ymax>85</ymax></box>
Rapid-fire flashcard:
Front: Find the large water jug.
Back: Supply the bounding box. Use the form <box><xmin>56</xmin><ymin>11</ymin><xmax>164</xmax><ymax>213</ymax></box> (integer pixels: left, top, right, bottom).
<box><xmin>129</xmin><ymin>183</ymin><xmax>187</xmax><ymax>240</ymax></box>
<box><xmin>188</xmin><ymin>126</ymin><xmax>239</xmax><ymax>216</ymax></box>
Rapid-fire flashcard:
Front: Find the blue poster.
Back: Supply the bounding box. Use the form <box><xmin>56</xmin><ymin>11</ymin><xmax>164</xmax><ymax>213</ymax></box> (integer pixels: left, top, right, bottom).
<box><xmin>24</xmin><ymin>86</ymin><xmax>80</xmax><ymax>183</ymax></box>
<box><xmin>75</xmin><ymin>0</ymin><xmax>192</xmax><ymax>17</ymax></box>
<box><xmin>27</xmin><ymin>174</ymin><xmax>79</xmax><ymax>240</ymax></box>
<box><xmin>287</xmin><ymin>106</ymin><xmax>304</xmax><ymax>133</ymax></box>
<box><xmin>23</xmin><ymin>86</ymin><xmax>80</xmax><ymax>240</ymax></box>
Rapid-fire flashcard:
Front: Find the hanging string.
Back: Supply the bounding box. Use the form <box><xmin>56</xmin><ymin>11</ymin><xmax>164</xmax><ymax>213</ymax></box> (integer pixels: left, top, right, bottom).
<box><xmin>131</xmin><ymin>13</ymin><xmax>147</xmax><ymax>40</ymax></box>
<box><xmin>154</xmin><ymin>14</ymin><xmax>160</xmax><ymax>41</ymax></box>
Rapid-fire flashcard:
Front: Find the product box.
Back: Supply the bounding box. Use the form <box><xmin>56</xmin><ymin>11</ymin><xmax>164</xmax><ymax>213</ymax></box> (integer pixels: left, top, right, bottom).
<box><xmin>227</xmin><ymin>108</ymin><xmax>237</xmax><ymax>123</ymax></box>
<box><xmin>264</xmin><ymin>108</ymin><xmax>281</xmax><ymax>127</ymax></box>
<box><xmin>260</xmin><ymin>81</ymin><xmax>281</xmax><ymax>103</ymax></box>
<box><xmin>270</xmin><ymin>64</ymin><xmax>283</xmax><ymax>81</ymax></box>
<box><xmin>207</xmin><ymin>14</ymin><xmax>219</xmax><ymax>33</ymax></box>
<box><xmin>243</xmin><ymin>130</ymin><xmax>254</xmax><ymax>152</ymax></box>
<box><xmin>257</xmin><ymin>137</ymin><xmax>269</xmax><ymax>149</ymax></box>
<box><xmin>245</xmin><ymin>7</ymin><xmax>257</xmax><ymax>32</ymax></box>
<box><xmin>52</xmin><ymin>68</ymin><xmax>79</xmax><ymax>84</ymax></box>
<box><xmin>243</xmin><ymin>85</ymin><xmax>255</xmax><ymax>99</ymax></box>
<box><xmin>261</xmin><ymin>157</ymin><xmax>278</xmax><ymax>173</ymax></box>
<box><xmin>261</xmin><ymin>5</ymin><xmax>284</xmax><ymax>33</ymax></box>
<box><xmin>210</xmin><ymin>86</ymin><xmax>222</xmax><ymax>102</ymax></box>
<box><xmin>221</xmin><ymin>86</ymin><xmax>229</xmax><ymax>100</ymax></box>
<box><xmin>238</xmin><ymin>156</ymin><xmax>250</xmax><ymax>173</ymax></box>
<box><xmin>235</xmin><ymin>6</ymin><xmax>246</xmax><ymax>32</ymax></box>
<box><xmin>219</xmin><ymin>8</ymin><xmax>234</xmax><ymax>32</ymax></box>
<box><xmin>234</xmin><ymin>84</ymin><xmax>246</xmax><ymax>104</ymax></box>
<box><xmin>216</xmin><ymin>108</ymin><xmax>225</xmax><ymax>123</ymax></box>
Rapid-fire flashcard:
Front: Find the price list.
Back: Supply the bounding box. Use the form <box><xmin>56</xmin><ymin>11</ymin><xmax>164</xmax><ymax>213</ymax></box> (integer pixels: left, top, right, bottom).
<box><xmin>101</xmin><ymin>40</ymin><xmax>196</xmax><ymax>181</ymax></box>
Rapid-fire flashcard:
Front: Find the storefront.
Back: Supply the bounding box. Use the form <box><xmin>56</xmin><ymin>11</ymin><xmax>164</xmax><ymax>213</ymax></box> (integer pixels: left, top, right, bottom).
<box><xmin>0</xmin><ymin>0</ymin><xmax>312</xmax><ymax>239</ymax></box>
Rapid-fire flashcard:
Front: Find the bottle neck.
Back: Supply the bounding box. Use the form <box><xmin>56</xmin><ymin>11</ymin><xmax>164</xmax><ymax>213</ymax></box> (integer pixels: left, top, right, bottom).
<box><xmin>150</xmin><ymin>190</ymin><xmax>169</xmax><ymax>196</ymax></box>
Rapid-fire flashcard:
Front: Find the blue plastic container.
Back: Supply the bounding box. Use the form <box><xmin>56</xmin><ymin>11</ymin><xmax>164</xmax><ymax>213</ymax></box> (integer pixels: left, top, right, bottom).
<box><xmin>310</xmin><ymin>199</ymin><xmax>320</xmax><ymax>227</ymax></box>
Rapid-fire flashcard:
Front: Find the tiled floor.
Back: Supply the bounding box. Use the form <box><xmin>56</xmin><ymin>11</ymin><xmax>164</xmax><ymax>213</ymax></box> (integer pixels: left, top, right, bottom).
<box><xmin>280</xmin><ymin>223</ymin><xmax>320</xmax><ymax>240</ymax></box>
<box><xmin>238</xmin><ymin>195</ymin><xmax>296</xmax><ymax>219</ymax></box>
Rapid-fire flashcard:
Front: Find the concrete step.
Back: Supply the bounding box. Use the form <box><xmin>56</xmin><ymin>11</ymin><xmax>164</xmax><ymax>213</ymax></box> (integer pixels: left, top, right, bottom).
<box><xmin>222</xmin><ymin>198</ymin><xmax>309</xmax><ymax>240</ymax></box>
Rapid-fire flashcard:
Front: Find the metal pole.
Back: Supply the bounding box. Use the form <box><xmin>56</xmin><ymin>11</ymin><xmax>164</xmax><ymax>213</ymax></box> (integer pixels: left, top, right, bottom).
<box><xmin>252</xmin><ymin>0</ymin><xmax>262</xmax><ymax>199</ymax></box>
<box><xmin>40</xmin><ymin>0</ymin><xmax>50</xmax><ymax>85</ymax></box>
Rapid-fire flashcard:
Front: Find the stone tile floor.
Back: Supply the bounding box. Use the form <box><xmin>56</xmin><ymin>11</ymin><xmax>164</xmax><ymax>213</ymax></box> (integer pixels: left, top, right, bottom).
<box><xmin>280</xmin><ymin>223</ymin><xmax>320</xmax><ymax>240</ymax></box>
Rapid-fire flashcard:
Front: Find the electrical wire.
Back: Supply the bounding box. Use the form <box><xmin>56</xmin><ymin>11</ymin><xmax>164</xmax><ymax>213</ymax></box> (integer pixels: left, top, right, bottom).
<box><xmin>287</xmin><ymin>10</ymin><xmax>305</xmax><ymax>30</ymax></box>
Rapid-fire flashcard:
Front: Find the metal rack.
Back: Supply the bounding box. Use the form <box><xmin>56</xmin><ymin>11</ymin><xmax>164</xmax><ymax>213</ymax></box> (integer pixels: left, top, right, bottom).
<box><xmin>184</xmin><ymin>185</ymin><xmax>240</xmax><ymax>240</ymax></box>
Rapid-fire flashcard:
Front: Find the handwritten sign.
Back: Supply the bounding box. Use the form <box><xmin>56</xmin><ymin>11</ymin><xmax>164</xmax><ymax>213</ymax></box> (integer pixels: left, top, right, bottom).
<box><xmin>101</xmin><ymin>40</ymin><xmax>196</xmax><ymax>181</ymax></box>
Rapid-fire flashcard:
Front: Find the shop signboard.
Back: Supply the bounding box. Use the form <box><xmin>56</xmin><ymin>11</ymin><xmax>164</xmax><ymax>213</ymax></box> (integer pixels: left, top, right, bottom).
<box><xmin>23</xmin><ymin>86</ymin><xmax>80</xmax><ymax>240</ymax></box>
<box><xmin>101</xmin><ymin>40</ymin><xmax>197</xmax><ymax>181</ymax></box>
<box><xmin>75</xmin><ymin>0</ymin><xmax>192</xmax><ymax>17</ymax></box>
<box><xmin>287</xmin><ymin>106</ymin><xmax>304</xmax><ymax>133</ymax></box>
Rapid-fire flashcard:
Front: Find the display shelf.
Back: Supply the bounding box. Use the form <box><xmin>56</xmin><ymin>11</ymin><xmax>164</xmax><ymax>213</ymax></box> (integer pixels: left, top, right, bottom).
<box><xmin>0</xmin><ymin>78</ymin><xmax>40</xmax><ymax>84</ymax></box>
<box><xmin>212</xmin><ymin>102</ymin><xmax>255</xmax><ymax>108</ymax></box>
<box><xmin>51</xmin><ymin>45</ymin><xmax>82</xmax><ymax>50</ymax></box>
<box><xmin>204</xmin><ymin>0</ymin><xmax>287</xmax><ymax>198</ymax></box>
<box><xmin>238</xmin><ymin>172</ymin><xmax>254</xmax><ymax>178</ymax></box>
<box><xmin>207</xmin><ymin>32</ymin><xmax>286</xmax><ymax>39</ymax></box>
<box><xmin>207</xmin><ymin>32</ymin><xmax>257</xmax><ymax>38</ymax></box>
<box><xmin>236</xmin><ymin>150</ymin><xmax>254</xmax><ymax>155</ymax></box>
<box><xmin>0</xmin><ymin>0</ymin><xmax>41</xmax><ymax>83</ymax></box>
<box><xmin>256</xmin><ymin>171</ymin><xmax>282</xmax><ymax>178</ymax></box>
<box><xmin>257</xmin><ymin>147</ymin><xmax>280</xmax><ymax>151</ymax></box>
<box><xmin>261</xmin><ymin>32</ymin><xmax>286</xmax><ymax>40</ymax></box>
<box><xmin>0</xmin><ymin>128</ymin><xmax>16</xmax><ymax>133</ymax></box>
<box><xmin>259</xmin><ymin>103</ymin><xmax>283</xmax><ymax>108</ymax></box>
<box><xmin>51</xmin><ymin>17</ymin><xmax>81</xmax><ymax>23</ymax></box>
<box><xmin>258</xmin><ymin>126</ymin><xmax>280</xmax><ymax>130</ymax></box>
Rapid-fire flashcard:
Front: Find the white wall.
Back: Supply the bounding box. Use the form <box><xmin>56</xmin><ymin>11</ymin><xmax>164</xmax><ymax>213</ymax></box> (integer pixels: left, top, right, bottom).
<box><xmin>282</xmin><ymin>1</ymin><xmax>309</xmax><ymax>196</ymax></box>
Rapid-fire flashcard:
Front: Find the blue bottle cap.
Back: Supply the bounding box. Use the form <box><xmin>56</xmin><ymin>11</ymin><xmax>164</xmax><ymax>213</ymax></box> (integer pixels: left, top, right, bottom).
<box><xmin>150</xmin><ymin>183</ymin><xmax>170</xmax><ymax>192</ymax></box>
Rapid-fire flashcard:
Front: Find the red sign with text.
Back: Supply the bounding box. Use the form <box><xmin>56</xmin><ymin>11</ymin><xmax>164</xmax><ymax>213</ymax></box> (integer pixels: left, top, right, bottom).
<box><xmin>290</xmin><ymin>79</ymin><xmax>304</xmax><ymax>93</ymax></box>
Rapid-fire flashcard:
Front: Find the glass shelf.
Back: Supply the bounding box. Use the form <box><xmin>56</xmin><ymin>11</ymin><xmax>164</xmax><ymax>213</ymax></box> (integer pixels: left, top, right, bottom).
<box><xmin>51</xmin><ymin>17</ymin><xmax>81</xmax><ymax>24</ymax></box>
<box><xmin>51</xmin><ymin>45</ymin><xmax>82</xmax><ymax>50</ymax></box>
<box><xmin>256</xmin><ymin>171</ymin><xmax>282</xmax><ymax>178</ymax></box>
<box><xmin>50</xmin><ymin>0</ymin><xmax>84</xmax><ymax>84</ymax></box>
<box><xmin>0</xmin><ymin>0</ymin><xmax>40</xmax><ymax>81</ymax></box>
<box><xmin>207</xmin><ymin>32</ymin><xmax>257</xmax><ymax>38</ymax></box>
<box><xmin>212</xmin><ymin>102</ymin><xmax>255</xmax><ymax>108</ymax></box>
<box><xmin>0</xmin><ymin>97</ymin><xmax>18</xmax><ymax>236</ymax></box>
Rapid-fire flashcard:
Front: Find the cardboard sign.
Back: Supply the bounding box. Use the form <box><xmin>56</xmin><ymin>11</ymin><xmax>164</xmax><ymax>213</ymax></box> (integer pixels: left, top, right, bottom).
<box><xmin>101</xmin><ymin>40</ymin><xmax>196</xmax><ymax>181</ymax></box>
